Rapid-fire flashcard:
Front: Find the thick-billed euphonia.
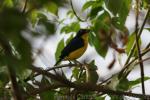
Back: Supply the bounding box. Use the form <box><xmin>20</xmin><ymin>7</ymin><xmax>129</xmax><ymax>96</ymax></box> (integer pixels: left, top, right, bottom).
<box><xmin>55</xmin><ymin>29</ymin><xmax>90</xmax><ymax>66</ymax></box>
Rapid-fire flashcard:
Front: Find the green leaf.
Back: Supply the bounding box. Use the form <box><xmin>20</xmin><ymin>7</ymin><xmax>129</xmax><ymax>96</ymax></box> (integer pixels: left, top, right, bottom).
<box><xmin>45</xmin><ymin>2</ymin><xmax>58</xmax><ymax>15</ymax></box>
<box><xmin>11</xmin><ymin>36</ymin><xmax>32</xmax><ymax>74</ymax></box>
<box><xmin>118</xmin><ymin>0</ymin><xmax>131</xmax><ymax>26</ymax></box>
<box><xmin>60</xmin><ymin>22</ymin><xmax>80</xmax><ymax>34</ymax></box>
<box><xmin>0</xmin><ymin>8</ymin><xmax>32</xmax><ymax>75</ymax></box>
<box><xmin>117</xmin><ymin>78</ymin><xmax>129</xmax><ymax>91</ymax></box>
<box><xmin>67</xmin><ymin>10</ymin><xmax>74</xmax><ymax>18</ymax></box>
<box><xmin>29</xmin><ymin>10</ymin><xmax>39</xmax><ymax>27</ymax></box>
<box><xmin>105</xmin><ymin>0</ymin><xmax>122</xmax><ymax>15</ymax></box>
<box><xmin>0</xmin><ymin>8</ymin><xmax>27</xmax><ymax>34</ymax></box>
<box><xmin>55</xmin><ymin>39</ymin><xmax>65</xmax><ymax>62</ymax></box>
<box><xmin>40</xmin><ymin>91</ymin><xmax>55</xmax><ymax>100</ymax></box>
<box><xmin>38</xmin><ymin>13</ymin><xmax>55</xmax><ymax>34</ymax></box>
<box><xmin>89</xmin><ymin>32</ymin><xmax>108</xmax><ymax>57</ymax></box>
<box><xmin>125</xmin><ymin>33</ymin><xmax>141</xmax><ymax>57</ymax></box>
<box><xmin>105</xmin><ymin>0</ymin><xmax>131</xmax><ymax>28</ymax></box>
<box><xmin>89</xmin><ymin>6</ymin><xmax>103</xmax><ymax>19</ymax></box>
<box><xmin>82</xmin><ymin>1</ymin><xmax>95</xmax><ymax>11</ymax></box>
<box><xmin>72</xmin><ymin>67</ymin><xmax>80</xmax><ymax>80</ymax></box>
<box><xmin>89</xmin><ymin>11</ymin><xmax>111</xmax><ymax>57</ymax></box>
<box><xmin>96</xmin><ymin>96</ymin><xmax>106</xmax><ymax>100</ymax></box>
<box><xmin>86</xmin><ymin>60</ymin><xmax>98</xmax><ymax>84</ymax></box>
<box><xmin>145</xmin><ymin>28</ymin><xmax>150</xmax><ymax>31</ymax></box>
<box><xmin>0</xmin><ymin>66</ymin><xmax>9</xmax><ymax>86</ymax></box>
<box><xmin>129</xmin><ymin>77</ymin><xmax>150</xmax><ymax>88</ymax></box>
<box><xmin>112</xmin><ymin>17</ymin><xmax>125</xmax><ymax>30</ymax></box>
<box><xmin>3</xmin><ymin>0</ymin><xmax>14</xmax><ymax>7</ymax></box>
<box><xmin>93</xmin><ymin>11</ymin><xmax>111</xmax><ymax>32</ymax></box>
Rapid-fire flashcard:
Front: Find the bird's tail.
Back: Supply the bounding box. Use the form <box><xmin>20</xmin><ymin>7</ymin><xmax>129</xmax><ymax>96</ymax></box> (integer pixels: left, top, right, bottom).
<box><xmin>54</xmin><ymin>59</ymin><xmax>61</xmax><ymax>66</ymax></box>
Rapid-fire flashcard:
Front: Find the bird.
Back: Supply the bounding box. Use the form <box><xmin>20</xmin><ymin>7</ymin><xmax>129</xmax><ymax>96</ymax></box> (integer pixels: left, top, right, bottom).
<box><xmin>55</xmin><ymin>29</ymin><xmax>90</xmax><ymax>66</ymax></box>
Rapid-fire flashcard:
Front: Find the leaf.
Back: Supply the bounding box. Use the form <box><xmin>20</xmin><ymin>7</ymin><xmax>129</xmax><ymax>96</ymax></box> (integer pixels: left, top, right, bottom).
<box><xmin>67</xmin><ymin>10</ymin><xmax>74</xmax><ymax>18</ymax></box>
<box><xmin>93</xmin><ymin>11</ymin><xmax>111</xmax><ymax>32</ymax></box>
<box><xmin>105</xmin><ymin>0</ymin><xmax>122</xmax><ymax>15</ymax></box>
<box><xmin>38</xmin><ymin>13</ymin><xmax>55</xmax><ymax>34</ymax></box>
<box><xmin>60</xmin><ymin>22</ymin><xmax>80</xmax><ymax>34</ymax></box>
<box><xmin>118</xmin><ymin>0</ymin><xmax>131</xmax><ymax>26</ymax></box>
<box><xmin>96</xmin><ymin>96</ymin><xmax>106</xmax><ymax>100</ymax></box>
<box><xmin>105</xmin><ymin>0</ymin><xmax>131</xmax><ymax>28</ymax></box>
<box><xmin>55</xmin><ymin>39</ymin><xmax>65</xmax><ymax>62</ymax></box>
<box><xmin>117</xmin><ymin>78</ymin><xmax>129</xmax><ymax>91</ymax></box>
<box><xmin>125</xmin><ymin>33</ymin><xmax>141</xmax><ymax>57</ymax></box>
<box><xmin>90</xmin><ymin>11</ymin><xmax>111</xmax><ymax>57</ymax></box>
<box><xmin>82</xmin><ymin>1</ymin><xmax>95</xmax><ymax>11</ymax></box>
<box><xmin>39</xmin><ymin>91</ymin><xmax>55</xmax><ymax>100</ymax></box>
<box><xmin>11</xmin><ymin>36</ymin><xmax>32</xmax><ymax>75</ymax></box>
<box><xmin>89</xmin><ymin>6</ymin><xmax>103</xmax><ymax>19</ymax></box>
<box><xmin>72</xmin><ymin>67</ymin><xmax>80</xmax><ymax>80</ymax></box>
<box><xmin>129</xmin><ymin>77</ymin><xmax>150</xmax><ymax>88</ymax></box>
<box><xmin>0</xmin><ymin>8</ymin><xmax>27</xmax><ymax>34</ymax></box>
<box><xmin>89</xmin><ymin>32</ymin><xmax>108</xmax><ymax>57</ymax></box>
<box><xmin>112</xmin><ymin>17</ymin><xmax>125</xmax><ymax>30</ymax></box>
<box><xmin>3</xmin><ymin>0</ymin><xmax>14</xmax><ymax>7</ymax></box>
<box><xmin>29</xmin><ymin>10</ymin><xmax>39</xmax><ymax>27</ymax></box>
<box><xmin>85</xmin><ymin>60</ymin><xmax>98</xmax><ymax>84</ymax></box>
<box><xmin>0</xmin><ymin>66</ymin><xmax>9</xmax><ymax>86</ymax></box>
<box><xmin>145</xmin><ymin>28</ymin><xmax>150</xmax><ymax>31</ymax></box>
<box><xmin>45</xmin><ymin>2</ymin><xmax>58</xmax><ymax>15</ymax></box>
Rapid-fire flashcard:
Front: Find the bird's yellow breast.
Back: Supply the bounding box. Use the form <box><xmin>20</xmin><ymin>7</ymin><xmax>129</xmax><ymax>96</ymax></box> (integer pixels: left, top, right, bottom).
<box><xmin>65</xmin><ymin>33</ymin><xmax>88</xmax><ymax>60</ymax></box>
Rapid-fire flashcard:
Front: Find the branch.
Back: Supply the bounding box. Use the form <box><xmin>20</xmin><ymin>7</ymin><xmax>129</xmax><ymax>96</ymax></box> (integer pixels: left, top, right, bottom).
<box><xmin>119</xmin><ymin>7</ymin><xmax>150</xmax><ymax>77</ymax></box>
<box><xmin>24</xmin><ymin>63</ymin><xmax>76</xmax><ymax>82</ymax></box>
<box><xmin>70</xmin><ymin>0</ymin><xmax>87</xmax><ymax>22</ymax></box>
<box><xmin>0</xmin><ymin>37</ymin><xmax>23</xmax><ymax>100</ymax></box>
<box><xmin>22</xmin><ymin>0</ymin><xmax>28</xmax><ymax>14</ymax></box>
<box><xmin>120</xmin><ymin>46</ymin><xmax>150</xmax><ymax>78</ymax></box>
<box><xmin>135</xmin><ymin>0</ymin><xmax>145</xmax><ymax>94</ymax></box>
<box><xmin>31</xmin><ymin>65</ymin><xmax>76</xmax><ymax>87</ymax></box>
<box><xmin>29</xmin><ymin>66</ymin><xmax>150</xmax><ymax>99</ymax></box>
<box><xmin>28</xmin><ymin>84</ymin><xmax>65</xmax><ymax>96</ymax></box>
<box><xmin>27</xmin><ymin>81</ymin><xmax>150</xmax><ymax>99</ymax></box>
<box><xmin>135</xmin><ymin>56</ymin><xmax>150</xmax><ymax>65</ymax></box>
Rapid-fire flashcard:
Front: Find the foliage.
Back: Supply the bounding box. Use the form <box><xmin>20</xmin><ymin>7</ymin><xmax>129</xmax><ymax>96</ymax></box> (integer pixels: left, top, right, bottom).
<box><xmin>0</xmin><ymin>0</ymin><xmax>150</xmax><ymax>100</ymax></box>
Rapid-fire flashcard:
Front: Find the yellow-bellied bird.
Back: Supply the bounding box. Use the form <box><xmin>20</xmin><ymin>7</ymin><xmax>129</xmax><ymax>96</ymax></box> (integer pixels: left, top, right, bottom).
<box><xmin>55</xmin><ymin>29</ymin><xmax>90</xmax><ymax>66</ymax></box>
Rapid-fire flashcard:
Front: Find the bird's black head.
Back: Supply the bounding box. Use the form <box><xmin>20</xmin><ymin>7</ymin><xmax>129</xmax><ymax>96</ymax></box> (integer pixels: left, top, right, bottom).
<box><xmin>76</xmin><ymin>29</ymin><xmax>90</xmax><ymax>37</ymax></box>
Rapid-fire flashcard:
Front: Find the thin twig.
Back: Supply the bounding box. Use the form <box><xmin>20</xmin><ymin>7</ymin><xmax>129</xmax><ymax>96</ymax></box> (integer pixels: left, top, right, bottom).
<box><xmin>27</xmin><ymin>66</ymin><xmax>150</xmax><ymax>99</ymax></box>
<box><xmin>70</xmin><ymin>0</ymin><xmax>87</xmax><ymax>22</ymax></box>
<box><xmin>24</xmin><ymin>64</ymin><xmax>76</xmax><ymax>82</ymax></box>
<box><xmin>31</xmin><ymin>65</ymin><xmax>76</xmax><ymax>87</ymax></box>
<box><xmin>135</xmin><ymin>0</ymin><xmax>145</xmax><ymax>94</ymax></box>
<box><xmin>22</xmin><ymin>0</ymin><xmax>28</xmax><ymax>14</ymax></box>
<box><xmin>135</xmin><ymin>56</ymin><xmax>150</xmax><ymax>65</ymax></box>
<box><xmin>119</xmin><ymin>7</ymin><xmax>150</xmax><ymax>77</ymax></box>
<box><xmin>120</xmin><ymin>45</ymin><xmax>150</xmax><ymax>78</ymax></box>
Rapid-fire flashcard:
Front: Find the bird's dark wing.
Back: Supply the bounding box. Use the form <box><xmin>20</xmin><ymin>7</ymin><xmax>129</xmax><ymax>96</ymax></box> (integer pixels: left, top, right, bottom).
<box><xmin>60</xmin><ymin>37</ymin><xmax>84</xmax><ymax>59</ymax></box>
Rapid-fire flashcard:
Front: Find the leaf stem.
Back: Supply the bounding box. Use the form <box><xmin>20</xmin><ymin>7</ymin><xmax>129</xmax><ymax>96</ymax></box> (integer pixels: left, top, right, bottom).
<box><xmin>70</xmin><ymin>0</ymin><xmax>87</xmax><ymax>22</ymax></box>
